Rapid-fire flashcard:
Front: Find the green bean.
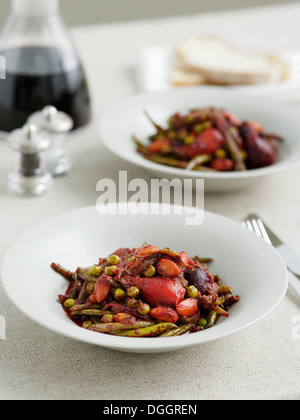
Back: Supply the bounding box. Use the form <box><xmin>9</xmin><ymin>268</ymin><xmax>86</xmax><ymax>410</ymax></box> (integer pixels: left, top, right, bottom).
<box><xmin>219</xmin><ymin>285</ymin><xmax>233</xmax><ymax>295</ymax></box>
<box><xmin>76</xmin><ymin>268</ymin><xmax>96</xmax><ymax>283</ymax></box>
<box><xmin>51</xmin><ymin>263</ymin><xmax>74</xmax><ymax>281</ymax></box>
<box><xmin>193</xmin><ymin>257</ymin><xmax>213</xmax><ymax>264</ymax></box>
<box><xmin>207</xmin><ymin>311</ymin><xmax>217</xmax><ymax>328</ymax></box>
<box><xmin>225</xmin><ymin>127</ymin><xmax>247</xmax><ymax>171</ymax></box>
<box><xmin>78</xmin><ymin>281</ymin><xmax>88</xmax><ymax>301</ymax></box>
<box><xmin>159</xmin><ymin>323</ymin><xmax>193</xmax><ymax>337</ymax></box>
<box><xmin>179</xmin><ymin>312</ymin><xmax>200</xmax><ymax>324</ymax></box>
<box><xmin>214</xmin><ymin>305</ymin><xmax>229</xmax><ymax>317</ymax></box>
<box><xmin>214</xmin><ymin>296</ymin><xmax>226</xmax><ymax>306</ymax></box>
<box><xmin>186</xmin><ymin>154</ymin><xmax>212</xmax><ymax>171</ymax></box>
<box><xmin>70</xmin><ymin>309</ymin><xmax>113</xmax><ymax>317</ymax></box>
<box><xmin>132</xmin><ymin>136</ymin><xmax>150</xmax><ymax>154</ymax></box>
<box><xmin>144</xmin><ymin>111</ymin><xmax>164</xmax><ymax>133</ymax></box>
<box><xmin>86</xmin><ymin>281</ymin><xmax>95</xmax><ymax>295</ymax></box>
<box><xmin>143</xmin><ymin>154</ymin><xmax>190</xmax><ymax>169</ymax></box>
<box><xmin>91</xmin><ymin>321</ymin><xmax>154</xmax><ymax>333</ymax></box>
<box><xmin>70</xmin><ymin>303</ymin><xmax>101</xmax><ymax>312</ymax></box>
<box><xmin>111</xmin><ymin>323</ymin><xmax>177</xmax><ymax>337</ymax></box>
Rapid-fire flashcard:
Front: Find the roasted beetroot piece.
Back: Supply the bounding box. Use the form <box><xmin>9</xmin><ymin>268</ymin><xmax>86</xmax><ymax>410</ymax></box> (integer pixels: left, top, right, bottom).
<box><xmin>54</xmin><ymin>243</ymin><xmax>240</xmax><ymax>336</ymax></box>
<box><xmin>130</xmin><ymin>277</ymin><xmax>186</xmax><ymax>308</ymax></box>
<box><xmin>113</xmin><ymin>312</ymin><xmax>137</xmax><ymax>324</ymax></box>
<box><xmin>176</xmin><ymin>298</ymin><xmax>199</xmax><ymax>317</ymax></box>
<box><xmin>211</xmin><ymin>158</ymin><xmax>235</xmax><ymax>172</ymax></box>
<box><xmin>92</xmin><ymin>275</ymin><xmax>111</xmax><ymax>303</ymax></box>
<box><xmin>150</xmin><ymin>306</ymin><xmax>179</xmax><ymax>323</ymax></box>
<box><xmin>180</xmin><ymin>251</ymin><xmax>195</xmax><ymax>266</ymax></box>
<box><xmin>186</xmin><ymin>129</ymin><xmax>226</xmax><ymax>157</ymax></box>
<box><xmin>137</xmin><ymin>245</ymin><xmax>161</xmax><ymax>256</ymax></box>
<box><xmin>126</xmin><ymin>249</ymin><xmax>184</xmax><ymax>276</ymax></box>
<box><xmin>149</xmin><ymin>138</ymin><xmax>171</xmax><ymax>154</ymax></box>
<box><xmin>110</xmin><ymin>248</ymin><xmax>132</xmax><ymax>259</ymax></box>
<box><xmin>156</xmin><ymin>259</ymin><xmax>181</xmax><ymax>277</ymax></box>
<box><xmin>185</xmin><ymin>266</ymin><xmax>218</xmax><ymax>297</ymax></box>
<box><xmin>239</xmin><ymin>122</ymin><xmax>276</xmax><ymax>168</ymax></box>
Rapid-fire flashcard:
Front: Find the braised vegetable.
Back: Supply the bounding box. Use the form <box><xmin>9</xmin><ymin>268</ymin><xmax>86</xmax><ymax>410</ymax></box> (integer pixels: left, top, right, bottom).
<box><xmin>52</xmin><ymin>244</ymin><xmax>240</xmax><ymax>338</ymax></box>
<box><xmin>134</xmin><ymin>108</ymin><xmax>283</xmax><ymax>172</ymax></box>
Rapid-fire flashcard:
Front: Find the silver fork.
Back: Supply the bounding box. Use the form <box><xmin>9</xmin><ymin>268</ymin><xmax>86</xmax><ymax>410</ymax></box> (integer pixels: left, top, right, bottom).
<box><xmin>242</xmin><ymin>214</ymin><xmax>300</xmax><ymax>299</ymax></box>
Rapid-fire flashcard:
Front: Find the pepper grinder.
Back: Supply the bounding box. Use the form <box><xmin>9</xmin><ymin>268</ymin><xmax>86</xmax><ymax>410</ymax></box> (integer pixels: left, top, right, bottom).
<box><xmin>28</xmin><ymin>106</ymin><xmax>74</xmax><ymax>176</ymax></box>
<box><xmin>7</xmin><ymin>123</ymin><xmax>53</xmax><ymax>196</ymax></box>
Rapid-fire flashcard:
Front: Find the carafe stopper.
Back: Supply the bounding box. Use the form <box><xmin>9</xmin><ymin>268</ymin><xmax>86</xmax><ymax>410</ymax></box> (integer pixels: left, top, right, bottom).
<box><xmin>7</xmin><ymin>123</ymin><xmax>53</xmax><ymax>196</ymax></box>
<box><xmin>28</xmin><ymin>106</ymin><xmax>74</xmax><ymax>176</ymax></box>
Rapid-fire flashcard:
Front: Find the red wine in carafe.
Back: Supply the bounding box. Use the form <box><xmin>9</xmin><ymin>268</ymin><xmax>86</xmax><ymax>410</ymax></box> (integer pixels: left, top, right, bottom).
<box><xmin>0</xmin><ymin>46</ymin><xmax>91</xmax><ymax>134</ymax></box>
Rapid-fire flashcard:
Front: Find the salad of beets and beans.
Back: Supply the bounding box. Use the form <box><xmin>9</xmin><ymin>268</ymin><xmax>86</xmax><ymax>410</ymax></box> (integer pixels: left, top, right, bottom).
<box><xmin>134</xmin><ymin>108</ymin><xmax>283</xmax><ymax>172</ymax></box>
<box><xmin>52</xmin><ymin>244</ymin><xmax>240</xmax><ymax>338</ymax></box>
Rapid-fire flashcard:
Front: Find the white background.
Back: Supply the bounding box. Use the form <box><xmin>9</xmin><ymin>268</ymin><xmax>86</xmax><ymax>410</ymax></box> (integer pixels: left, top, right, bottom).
<box><xmin>0</xmin><ymin>0</ymin><xmax>296</xmax><ymax>26</ymax></box>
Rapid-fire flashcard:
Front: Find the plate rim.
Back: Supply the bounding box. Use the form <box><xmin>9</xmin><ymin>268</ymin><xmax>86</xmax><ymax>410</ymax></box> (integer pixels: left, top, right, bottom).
<box><xmin>99</xmin><ymin>85</ymin><xmax>300</xmax><ymax>181</ymax></box>
<box><xmin>1</xmin><ymin>204</ymin><xmax>289</xmax><ymax>352</ymax></box>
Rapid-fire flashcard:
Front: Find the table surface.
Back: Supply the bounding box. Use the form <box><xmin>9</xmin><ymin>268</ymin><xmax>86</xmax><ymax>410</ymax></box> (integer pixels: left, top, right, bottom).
<box><xmin>1</xmin><ymin>2</ymin><xmax>300</xmax><ymax>401</ymax></box>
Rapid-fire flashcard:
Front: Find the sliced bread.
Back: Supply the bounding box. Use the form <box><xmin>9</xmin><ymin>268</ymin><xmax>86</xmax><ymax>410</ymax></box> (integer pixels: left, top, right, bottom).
<box><xmin>174</xmin><ymin>36</ymin><xmax>291</xmax><ymax>86</ymax></box>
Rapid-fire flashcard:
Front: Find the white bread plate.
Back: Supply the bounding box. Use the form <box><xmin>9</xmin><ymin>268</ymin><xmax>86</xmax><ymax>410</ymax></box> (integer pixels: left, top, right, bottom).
<box><xmin>173</xmin><ymin>35</ymin><xmax>291</xmax><ymax>86</ymax></box>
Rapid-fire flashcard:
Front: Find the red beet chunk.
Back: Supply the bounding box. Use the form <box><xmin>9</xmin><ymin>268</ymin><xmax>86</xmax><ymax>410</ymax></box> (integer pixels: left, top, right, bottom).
<box><xmin>131</xmin><ymin>276</ymin><xmax>186</xmax><ymax>308</ymax></box>
<box><xmin>186</xmin><ymin>129</ymin><xmax>226</xmax><ymax>157</ymax></box>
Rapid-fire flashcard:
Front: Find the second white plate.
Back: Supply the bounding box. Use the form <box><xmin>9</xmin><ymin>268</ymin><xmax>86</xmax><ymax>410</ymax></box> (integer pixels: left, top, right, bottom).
<box><xmin>99</xmin><ymin>86</ymin><xmax>300</xmax><ymax>192</ymax></box>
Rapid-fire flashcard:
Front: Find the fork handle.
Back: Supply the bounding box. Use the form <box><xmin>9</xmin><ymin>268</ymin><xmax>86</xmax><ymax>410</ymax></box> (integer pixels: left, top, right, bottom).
<box><xmin>288</xmin><ymin>270</ymin><xmax>300</xmax><ymax>298</ymax></box>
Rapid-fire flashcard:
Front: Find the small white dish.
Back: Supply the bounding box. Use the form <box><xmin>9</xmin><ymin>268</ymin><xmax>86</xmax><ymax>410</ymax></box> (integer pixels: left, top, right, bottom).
<box><xmin>1</xmin><ymin>204</ymin><xmax>288</xmax><ymax>353</ymax></box>
<box><xmin>99</xmin><ymin>86</ymin><xmax>300</xmax><ymax>192</ymax></box>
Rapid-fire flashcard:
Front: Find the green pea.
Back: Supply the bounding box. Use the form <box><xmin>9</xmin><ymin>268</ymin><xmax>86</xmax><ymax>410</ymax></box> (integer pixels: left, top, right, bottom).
<box><xmin>219</xmin><ymin>285</ymin><xmax>233</xmax><ymax>295</ymax></box>
<box><xmin>105</xmin><ymin>266</ymin><xmax>117</xmax><ymax>276</ymax></box>
<box><xmin>107</xmin><ymin>255</ymin><xmax>120</xmax><ymax>266</ymax></box>
<box><xmin>101</xmin><ymin>314</ymin><xmax>114</xmax><ymax>323</ymax></box>
<box><xmin>137</xmin><ymin>302</ymin><xmax>151</xmax><ymax>315</ymax></box>
<box><xmin>186</xmin><ymin>285</ymin><xmax>198</xmax><ymax>298</ymax></box>
<box><xmin>89</xmin><ymin>266</ymin><xmax>102</xmax><ymax>277</ymax></box>
<box><xmin>207</xmin><ymin>311</ymin><xmax>217</xmax><ymax>328</ymax></box>
<box><xmin>126</xmin><ymin>298</ymin><xmax>139</xmax><ymax>308</ymax></box>
<box><xmin>183</xmin><ymin>135</ymin><xmax>195</xmax><ymax>145</ymax></box>
<box><xmin>127</xmin><ymin>286</ymin><xmax>140</xmax><ymax>298</ymax></box>
<box><xmin>64</xmin><ymin>298</ymin><xmax>75</xmax><ymax>308</ymax></box>
<box><xmin>144</xmin><ymin>266</ymin><xmax>156</xmax><ymax>278</ymax></box>
<box><xmin>113</xmin><ymin>288</ymin><xmax>127</xmax><ymax>301</ymax></box>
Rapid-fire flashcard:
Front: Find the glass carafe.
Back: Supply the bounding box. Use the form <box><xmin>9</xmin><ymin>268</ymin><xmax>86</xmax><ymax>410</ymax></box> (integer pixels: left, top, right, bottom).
<box><xmin>0</xmin><ymin>0</ymin><xmax>91</xmax><ymax>137</ymax></box>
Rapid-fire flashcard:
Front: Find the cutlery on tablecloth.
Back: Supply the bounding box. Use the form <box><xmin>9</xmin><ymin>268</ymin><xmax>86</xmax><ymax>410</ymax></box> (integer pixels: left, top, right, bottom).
<box><xmin>242</xmin><ymin>213</ymin><xmax>300</xmax><ymax>299</ymax></box>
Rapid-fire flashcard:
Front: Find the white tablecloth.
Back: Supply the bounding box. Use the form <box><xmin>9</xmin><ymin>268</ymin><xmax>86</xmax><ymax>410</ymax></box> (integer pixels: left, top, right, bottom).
<box><xmin>0</xmin><ymin>2</ymin><xmax>299</xmax><ymax>400</ymax></box>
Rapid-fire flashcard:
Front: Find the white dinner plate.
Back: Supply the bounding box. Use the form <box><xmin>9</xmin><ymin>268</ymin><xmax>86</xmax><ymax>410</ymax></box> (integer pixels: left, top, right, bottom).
<box><xmin>1</xmin><ymin>204</ymin><xmax>288</xmax><ymax>353</ymax></box>
<box><xmin>99</xmin><ymin>86</ymin><xmax>300</xmax><ymax>192</ymax></box>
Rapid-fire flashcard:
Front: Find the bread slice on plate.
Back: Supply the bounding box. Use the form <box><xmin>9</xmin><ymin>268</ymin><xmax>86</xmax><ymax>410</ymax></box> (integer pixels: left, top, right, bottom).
<box><xmin>173</xmin><ymin>35</ymin><xmax>291</xmax><ymax>86</ymax></box>
<box><xmin>170</xmin><ymin>64</ymin><xmax>206</xmax><ymax>86</ymax></box>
